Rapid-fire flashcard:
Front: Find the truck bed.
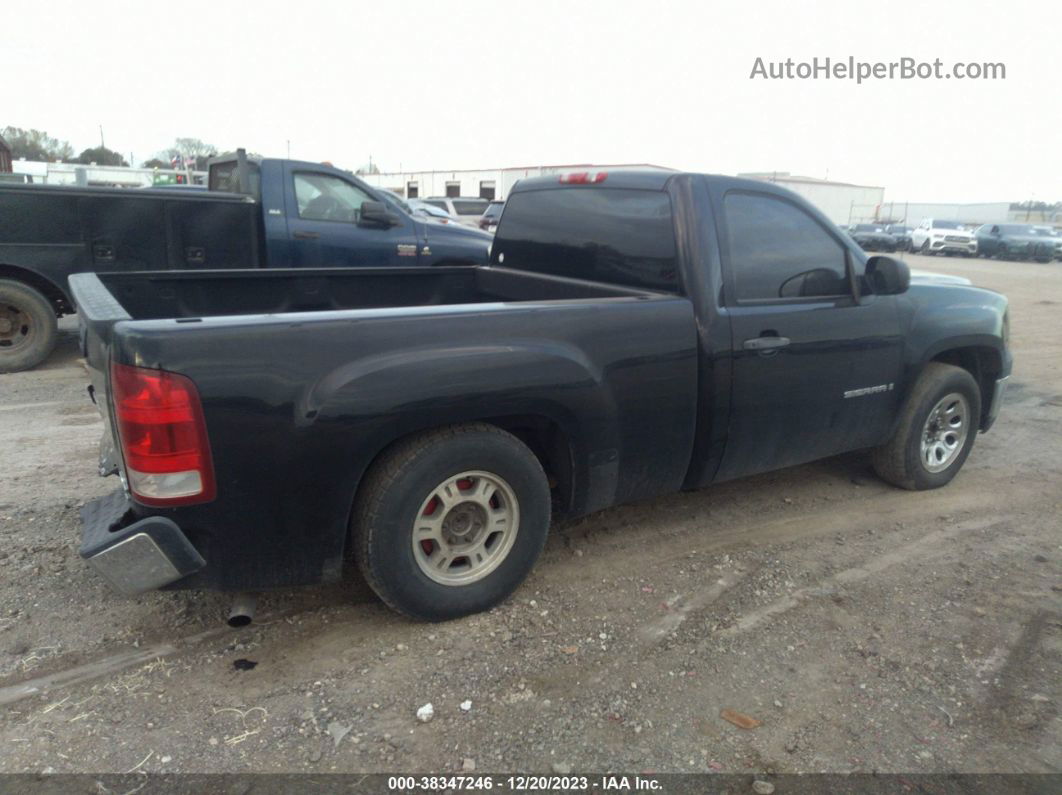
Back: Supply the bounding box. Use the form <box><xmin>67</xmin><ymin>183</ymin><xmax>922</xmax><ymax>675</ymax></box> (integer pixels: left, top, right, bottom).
<box><xmin>72</xmin><ymin>265</ymin><xmax>655</xmax><ymax>321</ymax></box>
<box><xmin>70</xmin><ymin>265</ymin><xmax>698</xmax><ymax>591</ymax></box>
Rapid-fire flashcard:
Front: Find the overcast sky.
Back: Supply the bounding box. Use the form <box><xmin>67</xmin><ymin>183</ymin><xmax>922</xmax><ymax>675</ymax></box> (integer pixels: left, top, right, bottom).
<box><xmin>4</xmin><ymin>0</ymin><xmax>1058</xmax><ymax>203</ymax></box>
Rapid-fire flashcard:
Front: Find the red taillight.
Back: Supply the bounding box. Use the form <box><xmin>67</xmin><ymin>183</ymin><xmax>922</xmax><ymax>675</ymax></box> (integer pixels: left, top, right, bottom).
<box><xmin>559</xmin><ymin>171</ymin><xmax>607</xmax><ymax>185</ymax></box>
<box><xmin>110</xmin><ymin>362</ymin><xmax>216</xmax><ymax>506</ymax></box>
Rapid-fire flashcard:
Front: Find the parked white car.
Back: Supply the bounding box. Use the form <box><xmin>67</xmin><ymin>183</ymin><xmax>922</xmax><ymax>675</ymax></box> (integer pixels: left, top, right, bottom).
<box><xmin>420</xmin><ymin>197</ymin><xmax>490</xmax><ymax>228</ymax></box>
<box><xmin>407</xmin><ymin>199</ymin><xmax>461</xmax><ymax>225</ymax></box>
<box><xmin>910</xmin><ymin>219</ymin><xmax>977</xmax><ymax>257</ymax></box>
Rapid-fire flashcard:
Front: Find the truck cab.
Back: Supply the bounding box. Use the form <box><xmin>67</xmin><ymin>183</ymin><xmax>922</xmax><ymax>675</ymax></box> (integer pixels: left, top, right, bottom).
<box><xmin>208</xmin><ymin>153</ymin><xmax>493</xmax><ymax>270</ymax></box>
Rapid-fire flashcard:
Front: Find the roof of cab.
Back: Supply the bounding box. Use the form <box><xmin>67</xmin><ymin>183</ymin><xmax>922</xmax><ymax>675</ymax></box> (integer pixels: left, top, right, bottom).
<box><xmin>509</xmin><ymin>170</ymin><xmax>806</xmax><ymax>196</ymax></box>
<box><xmin>510</xmin><ymin>169</ymin><xmax>679</xmax><ymax>193</ymax></box>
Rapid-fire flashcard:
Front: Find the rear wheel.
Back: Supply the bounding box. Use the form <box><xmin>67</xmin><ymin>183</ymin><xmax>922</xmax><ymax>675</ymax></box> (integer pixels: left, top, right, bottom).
<box><xmin>353</xmin><ymin>423</ymin><xmax>551</xmax><ymax>620</ymax></box>
<box><xmin>872</xmin><ymin>363</ymin><xmax>981</xmax><ymax>490</ymax></box>
<box><xmin>0</xmin><ymin>279</ymin><xmax>58</xmax><ymax>373</ymax></box>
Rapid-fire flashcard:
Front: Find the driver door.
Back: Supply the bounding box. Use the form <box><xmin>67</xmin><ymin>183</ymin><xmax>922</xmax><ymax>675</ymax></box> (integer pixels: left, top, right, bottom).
<box><xmin>284</xmin><ymin>167</ymin><xmax>417</xmax><ymax>268</ymax></box>
<box><xmin>711</xmin><ymin>188</ymin><xmax>904</xmax><ymax>481</ymax></box>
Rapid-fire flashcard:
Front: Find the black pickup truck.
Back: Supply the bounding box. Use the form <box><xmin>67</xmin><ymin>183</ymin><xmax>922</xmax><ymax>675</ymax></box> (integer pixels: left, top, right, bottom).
<box><xmin>72</xmin><ymin>170</ymin><xmax>1011</xmax><ymax>620</ymax></box>
<box><xmin>0</xmin><ymin>152</ymin><xmax>490</xmax><ymax>372</ymax></box>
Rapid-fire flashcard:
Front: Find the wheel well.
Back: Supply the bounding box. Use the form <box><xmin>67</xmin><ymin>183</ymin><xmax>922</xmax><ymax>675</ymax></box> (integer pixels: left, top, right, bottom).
<box><xmin>0</xmin><ymin>264</ymin><xmax>71</xmax><ymax>314</ymax></box>
<box><xmin>482</xmin><ymin>415</ymin><xmax>575</xmax><ymax>516</ymax></box>
<box><xmin>358</xmin><ymin>416</ymin><xmax>575</xmax><ymax>520</ymax></box>
<box><xmin>930</xmin><ymin>346</ymin><xmax>1002</xmax><ymax>426</ymax></box>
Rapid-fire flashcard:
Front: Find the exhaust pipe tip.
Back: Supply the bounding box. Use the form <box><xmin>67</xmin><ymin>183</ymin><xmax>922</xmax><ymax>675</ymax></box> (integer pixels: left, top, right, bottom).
<box><xmin>227</xmin><ymin>593</ymin><xmax>257</xmax><ymax>628</ymax></box>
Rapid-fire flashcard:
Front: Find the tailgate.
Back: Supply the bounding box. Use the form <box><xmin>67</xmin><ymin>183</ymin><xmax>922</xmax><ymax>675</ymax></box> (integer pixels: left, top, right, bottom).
<box><xmin>68</xmin><ymin>273</ymin><xmax>131</xmax><ymax>478</ymax></box>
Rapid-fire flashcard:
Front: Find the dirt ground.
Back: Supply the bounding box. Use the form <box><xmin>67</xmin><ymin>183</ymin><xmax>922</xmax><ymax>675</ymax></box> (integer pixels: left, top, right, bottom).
<box><xmin>0</xmin><ymin>253</ymin><xmax>1059</xmax><ymax>776</ymax></box>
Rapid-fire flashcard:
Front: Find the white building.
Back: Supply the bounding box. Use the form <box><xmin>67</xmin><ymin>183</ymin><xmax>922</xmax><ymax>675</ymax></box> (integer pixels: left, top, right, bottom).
<box><xmin>359</xmin><ymin>163</ymin><xmax>674</xmax><ymax>201</ymax></box>
<box><xmin>737</xmin><ymin>173</ymin><xmax>886</xmax><ymax>225</ymax></box>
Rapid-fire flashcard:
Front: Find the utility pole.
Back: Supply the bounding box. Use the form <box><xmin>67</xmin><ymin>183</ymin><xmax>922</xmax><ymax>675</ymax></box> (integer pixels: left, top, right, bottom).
<box><xmin>99</xmin><ymin>125</ymin><xmax>105</xmax><ymax>150</ymax></box>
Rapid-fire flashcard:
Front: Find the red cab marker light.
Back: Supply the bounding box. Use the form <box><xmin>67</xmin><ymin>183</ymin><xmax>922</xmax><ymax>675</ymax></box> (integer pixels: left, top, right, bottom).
<box><xmin>110</xmin><ymin>362</ymin><xmax>216</xmax><ymax>506</ymax></box>
<box><xmin>559</xmin><ymin>171</ymin><xmax>608</xmax><ymax>185</ymax></box>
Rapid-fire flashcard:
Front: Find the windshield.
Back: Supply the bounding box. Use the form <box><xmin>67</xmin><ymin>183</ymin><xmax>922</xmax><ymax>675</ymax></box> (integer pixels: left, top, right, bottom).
<box><xmin>483</xmin><ymin>202</ymin><xmax>505</xmax><ymax>219</ymax></box>
<box><xmin>887</xmin><ymin>226</ymin><xmax>910</xmax><ymax>233</ymax></box>
<box><xmin>931</xmin><ymin>220</ymin><xmax>966</xmax><ymax>230</ymax></box>
<box><xmin>854</xmin><ymin>224</ymin><xmax>885</xmax><ymax>232</ymax></box>
<box><xmin>999</xmin><ymin>224</ymin><xmax>1039</xmax><ymax>235</ymax></box>
<box><xmin>1033</xmin><ymin>227</ymin><xmax>1059</xmax><ymax>237</ymax></box>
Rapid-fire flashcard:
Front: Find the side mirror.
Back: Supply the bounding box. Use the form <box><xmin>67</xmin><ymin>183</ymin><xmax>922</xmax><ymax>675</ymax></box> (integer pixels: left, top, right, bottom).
<box><xmin>358</xmin><ymin>201</ymin><xmax>400</xmax><ymax>228</ymax></box>
<box><xmin>865</xmin><ymin>255</ymin><xmax>910</xmax><ymax>296</ymax></box>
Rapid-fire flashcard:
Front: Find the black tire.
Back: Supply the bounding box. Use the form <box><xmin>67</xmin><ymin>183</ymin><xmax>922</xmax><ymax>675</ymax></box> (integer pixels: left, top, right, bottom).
<box><xmin>871</xmin><ymin>363</ymin><xmax>981</xmax><ymax>490</ymax></box>
<box><xmin>920</xmin><ymin>239</ymin><xmax>934</xmax><ymax>256</ymax></box>
<box><xmin>353</xmin><ymin>423</ymin><xmax>551</xmax><ymax>620</ymax></box>
<box><xmin>0</xmin><ymin>279</ymin><xmax>58</xmax><ymax>373</ymax></box>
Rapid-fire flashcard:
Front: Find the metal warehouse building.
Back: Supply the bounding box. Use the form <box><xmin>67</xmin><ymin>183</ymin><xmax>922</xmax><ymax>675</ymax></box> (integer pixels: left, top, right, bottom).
<box><xmin>359</xmin><ymin>163</ymin><xmax>674</xmax><ymax>201</ymax></box>
<box><xmin>877</xmin><ymin>201</ymin><xmax>1011</xmax><ymax>228</ymax></box>
<box><xmin>737</xmin><ymin>173</ymin><xmax>885</xmax><ymax>225</ymax></box>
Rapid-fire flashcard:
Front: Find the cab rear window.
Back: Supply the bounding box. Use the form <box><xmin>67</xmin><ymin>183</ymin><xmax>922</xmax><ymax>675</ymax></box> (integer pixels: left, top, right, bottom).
<box><xmin>492</xmin><ymin>188</ymin><xmax>678</xmax><ymax>292</ymax></box>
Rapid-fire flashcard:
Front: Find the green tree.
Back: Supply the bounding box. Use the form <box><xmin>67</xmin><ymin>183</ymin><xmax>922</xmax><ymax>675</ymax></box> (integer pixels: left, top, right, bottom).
<box><xmin>140</xmin><ymin>158</ymin><xmax>170</xmax><ymax>169</ymax></box>
<box><xmin>71</xmin><ymin>146</ymin><xmax>128</xmax><ymax>166</ymax></box>
<box><xmin>1</xmin><ymin>126</ymin><xmax>74</xmax><ymax>161</ymax></box>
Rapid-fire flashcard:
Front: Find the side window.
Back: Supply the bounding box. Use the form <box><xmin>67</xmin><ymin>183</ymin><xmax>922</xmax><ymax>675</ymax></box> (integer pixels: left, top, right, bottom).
<box><xmin>294</xmin><ymin>172</ymin><xmax>373</xmax><ymax>222</ymax></box>
<box><xmin>723</xmin><ymin>192</ymin><xmax>850</xmax><ymax>302</ymax></box>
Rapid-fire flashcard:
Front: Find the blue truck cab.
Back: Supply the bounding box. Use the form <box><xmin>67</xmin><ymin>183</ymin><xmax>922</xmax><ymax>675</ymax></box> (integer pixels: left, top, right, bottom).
<box><xmin>208</xmin><ymin>152</ymin><xmax>493</xmax><ymax>270</ymax></box>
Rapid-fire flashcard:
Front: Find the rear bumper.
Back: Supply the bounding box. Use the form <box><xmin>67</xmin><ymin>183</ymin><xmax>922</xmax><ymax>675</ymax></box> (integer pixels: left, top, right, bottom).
<box><xmin>79</xmin><ymin>490</ymin><xmax>205</xmax><ymax>595</ymax></box>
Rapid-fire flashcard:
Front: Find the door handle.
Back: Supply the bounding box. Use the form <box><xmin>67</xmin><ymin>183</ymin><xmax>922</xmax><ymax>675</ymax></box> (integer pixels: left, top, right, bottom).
<box><xmin>743</xmin><ymin>336</ymin><xmax>791</xmax><ymax>351</ymax></box>
<box><xmin>293</xmin><ymin>231</ymin><xmax>319</xmax><ymax>240</ymax></box>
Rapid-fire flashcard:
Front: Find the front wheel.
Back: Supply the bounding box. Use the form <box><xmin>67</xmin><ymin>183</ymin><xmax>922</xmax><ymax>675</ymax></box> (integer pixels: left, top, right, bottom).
<box><xmin>353</xmin><ymin>423</ymin><xmax>551</xmax><ymax>620</ymax></box>
<box><xmin>871</xmin><ymin>363</ymin><xmax>981</xmax><ymax>490</ymax></box>
<box><xmin>0</xmin><ymin>279</ymin><xmax>59</xmax><ymax>373</ymax></box>
<box><xmin>920</xmin><ymin>239</ymin><xmax>934</xmax><ymax>256</ymax></box>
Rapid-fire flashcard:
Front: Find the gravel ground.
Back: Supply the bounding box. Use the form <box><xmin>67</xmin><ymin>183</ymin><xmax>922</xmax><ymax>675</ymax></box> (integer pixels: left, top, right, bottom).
<box><xmin>0</xmin><ymin>253</ymin><xmax>1058</xmax><ymax>775</ymax></box>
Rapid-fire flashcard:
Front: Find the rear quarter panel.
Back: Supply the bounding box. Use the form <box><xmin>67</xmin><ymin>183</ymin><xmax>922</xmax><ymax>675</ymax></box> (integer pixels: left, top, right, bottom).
<box><xmin>109</xmin><ymin>297</ymin><xmax>698</xmax><ymax>590</ymax></box>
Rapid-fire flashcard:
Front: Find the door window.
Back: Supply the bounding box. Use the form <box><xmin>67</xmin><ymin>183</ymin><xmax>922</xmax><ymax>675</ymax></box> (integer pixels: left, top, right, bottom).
<box><xmin>294</xmin><ymin>172</ymin><xmax>374</xmax><ymax>223</ymax></box>
<box><xmin>724</xmin><ymin>192</ymin><xmax>850</xmax><ymax>302</ymax></box>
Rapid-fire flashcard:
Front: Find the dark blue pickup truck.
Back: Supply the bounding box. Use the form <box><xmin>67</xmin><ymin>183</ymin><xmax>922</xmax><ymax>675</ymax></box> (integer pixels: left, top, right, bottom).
<box><xmin>72</xmin><ymin>170</ymin><xmax>1011</xmax><ymax>622</ymax></box>
<box><xmin>0</xmin><ymin>151</ymin><xmax>491</xmax><ymax>372</ymax></box>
